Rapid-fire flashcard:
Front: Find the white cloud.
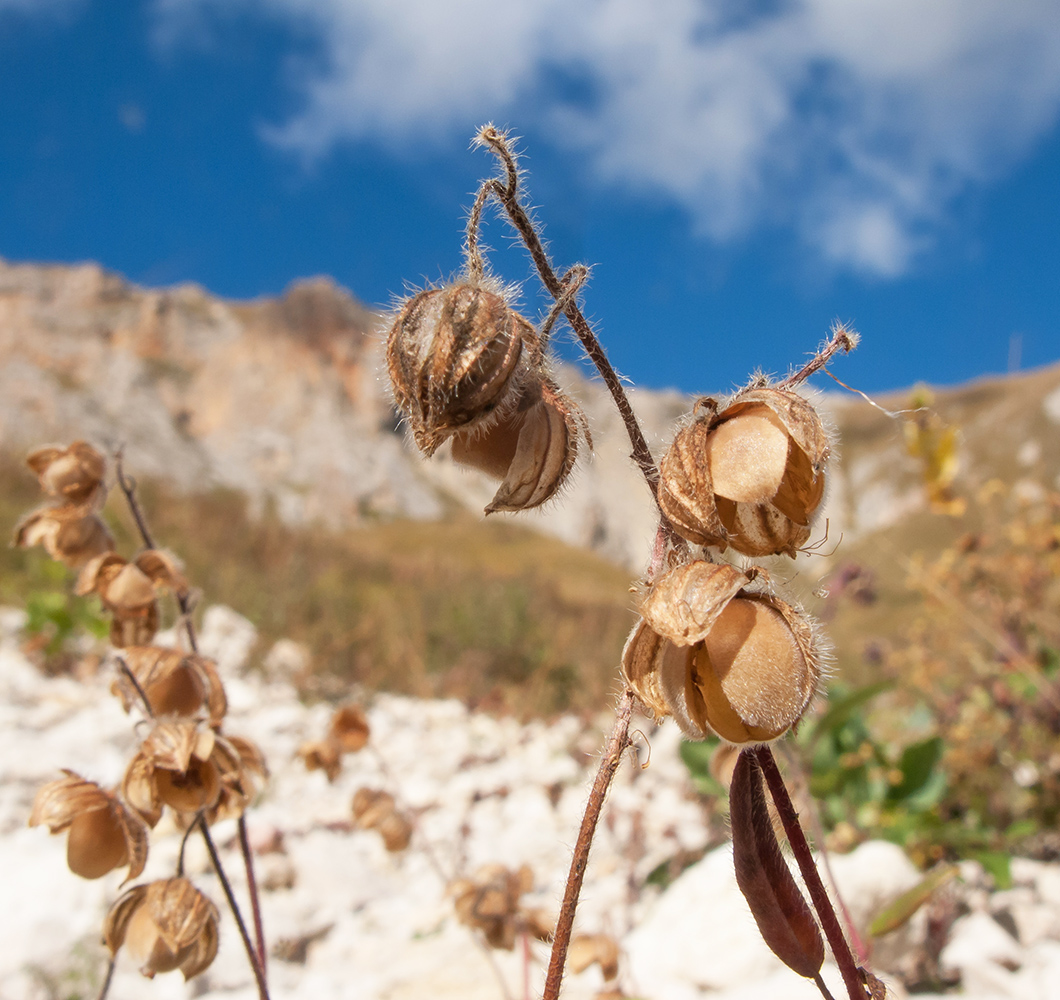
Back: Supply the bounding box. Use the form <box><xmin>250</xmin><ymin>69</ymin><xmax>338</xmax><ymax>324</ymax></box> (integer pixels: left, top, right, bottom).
<box><xmin>152</xmin><ymin>0</ymin><xmax>1060</xmax><ymax>276</ymax></box>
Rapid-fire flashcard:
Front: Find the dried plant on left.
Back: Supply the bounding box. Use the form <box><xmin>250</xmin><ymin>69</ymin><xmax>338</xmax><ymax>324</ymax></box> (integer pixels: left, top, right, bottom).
<box><xmin>18</xmin><ymin>442</ymin><xmax>272</xmax><ymax>1000</ymax></box>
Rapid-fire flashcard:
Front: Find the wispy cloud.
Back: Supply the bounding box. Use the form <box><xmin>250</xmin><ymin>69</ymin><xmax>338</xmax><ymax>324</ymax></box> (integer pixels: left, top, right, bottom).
<box><xmin>152</xmin><ymin>0</ymin><xmax>1060</xmax><ymax>276</ymax></box>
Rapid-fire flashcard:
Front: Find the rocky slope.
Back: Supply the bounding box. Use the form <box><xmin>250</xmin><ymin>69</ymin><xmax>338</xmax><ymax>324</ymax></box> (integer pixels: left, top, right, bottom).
<box><xmin>4</xmin><ymin>258</ymin><xmax>1059</xmax><ymax>575</ymax></box>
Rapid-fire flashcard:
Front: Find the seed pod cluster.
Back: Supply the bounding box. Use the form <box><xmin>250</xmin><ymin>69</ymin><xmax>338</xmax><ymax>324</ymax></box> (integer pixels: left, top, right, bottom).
<box><xmin>351</xmin><ymin>787</ymin><xmax>413</xmax><ymax>852</ymax></box>
<box><xmin>387</xmin><ymin>278</ymin><xmax>589</xmax><ymax>513</ymax></box>
<box><xmin>299</xmin><ymin>702</ymin><xmax>371</xmax><ymax>782</ymax></box>
<box><xmin>447</xmin><ymin>863</ymin><xmax>548</xmax><ymax>951</ymax></box>
<box><xmin>626</xmin><ymin>384</ymin><xmax>832</xmax><ymax>745</ymax></box>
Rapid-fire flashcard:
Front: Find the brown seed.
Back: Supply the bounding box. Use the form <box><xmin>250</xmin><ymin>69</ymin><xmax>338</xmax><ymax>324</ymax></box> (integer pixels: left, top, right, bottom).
<box><xmin>387</xmin><ymin>282</ymin><xmax>532</xmax><ymax>455</ymax></box>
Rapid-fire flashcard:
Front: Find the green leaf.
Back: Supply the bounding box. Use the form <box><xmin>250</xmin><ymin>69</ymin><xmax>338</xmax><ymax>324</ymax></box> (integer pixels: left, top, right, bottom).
<box><xmin>887</xmin><ymin>737</ymin><xmax>944</xmax><ymax>805</ymax></box>
<box><xmin>973</xmin><ymin>851</ymin><xmax>1012</xmax><ymax>890</ymax></box>
<box><xmin>868</xmin><ymin>864</ymin><xmax>958</xmax><ymax>937</ymax></box>
<box><xmin>805</xmin><ymin>680</ymin><xmax>895</xmax><ymax>748</ymax></box>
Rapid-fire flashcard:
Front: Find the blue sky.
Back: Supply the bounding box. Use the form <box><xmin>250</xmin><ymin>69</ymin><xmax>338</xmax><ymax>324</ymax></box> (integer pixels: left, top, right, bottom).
<box><xmin>1</xmin><ymin>0</ymin><xmax>1059</xmax><ymax>396</ymax></box>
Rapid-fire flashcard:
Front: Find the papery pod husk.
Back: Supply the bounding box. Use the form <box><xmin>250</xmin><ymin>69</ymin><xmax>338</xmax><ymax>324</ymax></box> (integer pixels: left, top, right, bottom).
<box><xmin>105</xmin><ymin>877</ymin><xmax>219</xmax><ymax>980</ymax></box>
<box><xmin>300</xmin><ymin>737</ymin><xmax>343</xmax><ymax>782</ymax></box>
<box><xmin>640</xmin><ymin>561</ymin><xmax>754</xmax><ymax>646</ymax></box>
<box><xmin>75</xmin><ymin>552</ymin><xmax>127</xmax><ymax>599</ymax></box>
<box><xmin>730</xmin><ymin>751</ymin><xmax>824</xmax><ymax>979</ymax></box>
<box><xmin>352</xmin><ymin>787</ymin><xmax>396</xmax><ymax>827</ymax></box>
<box><xmin>133</xmin><ymin>549</ymin><xmax>190</xmax><ymax>599</ymax></box>
<box><xmin>722</xmin><ymin>388</ymin><xmax>830</xmax><ymax>477</ymax></box>
<box><xmin>452</xmin><ymin>376</ymin><xmax>588</xmax><ymax>514</ymax></box>
<box><xmin>658</xmin><ymin>414</ymin><xmax>727</xmax><ymax>547</ymax></box>
<box><xmin>387</xmin><ymin>282</ymin><xmax>532</xmax><ymax>456</ymax></box>
<box><xmin>205</xmin><ymin>734</ymin><xmax>266</xmax><ymax>823</ymax></box>
<box><xmin>27</xmin><ymin>441</ymin><xmax>107</xmax><ymax>506</ymax></box>
<box><xmin>685</xmin><ymin>595</ymin><xmax>819</xmax><ymax>745</ymax></box>
<box><xmin>329</xmin><ymin>703</ymin><xmax>370</xmax><ymax>753</ymax></box>
<box><xmin>376</xmin><ymin>811</ymin><xmax>413</xmax><ymax>852</ymax></box>
<box><xmin>116</xmin><ymin>648</ymin><xmax>227</xmax><ymax>723</ymax></box>
<box><xmin>621</xmin><ymin>619</ymin><xmax>672</xmax><ymax>718</ymax></box>
<box><xmin>111</xmin><ymin>608</ymin><xmax>160</xmax><ymax>649</ymax></box>
<box><xmin>29</xmin><ymin>770</ymin><xmax>148</xmax><ymax>881</ymax></box>
<box><xmin>715</xmin><ymin>497</ymin><xmax>812</xmax><ymax>559</ymax></box>
<box><xmin>13</xmin><ymin>505</ymin><xmax>115</xmax><ymax>568</ymax></box>
<box><xmin>123</xmin><ymin>754</ymin><xmax>163</xmax><ymax>828</ymax></box>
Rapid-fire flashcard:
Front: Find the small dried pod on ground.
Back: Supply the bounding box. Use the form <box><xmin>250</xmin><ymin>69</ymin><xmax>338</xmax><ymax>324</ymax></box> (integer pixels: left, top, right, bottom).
<box><xmin>114</xmin><ymin>646</ymin><xmax>227</xmax><ymax>723</ymax></box>
<box><xmin>450</xmin><ymin>375</ymin><xmax>589</xmax><ymax>513</ymax></box>
<box><xmin>76</xmin><ymin>550</ymin><xmax>188</xmax><ymax>647</ymax></box>
<box><xmin>658</xmin><ymin>388</ymin><xmax>829</xmax><ymax>557</ymax></box>
<box><xmin>624</xmin><ymin>560</ymin><xmax>821</xmax><ymax>744</ymax></box>
<box><xmin>387</xmin><ymin>280</ymin><xmax>535</xmax><ymax>455</ymax></box>
<box><xmin>448</xmin><ymin>863</ymin><xmax>534</xmax><ymax>951</ymax></box>
<box><xmin>14</xmin><ymin>503</ymin><xmax>115</xmax><ymax>568</ymax></box>
<box><xmin>26</xmin><ymin>441</ymin><xmax>107</xmax><ymax>507</ymax></box>
<box><xmin>330</xmin><ymin>703</ymin><xmax>370</xmax><ymax>752</ymax></box>
<box><xmin>352</xmin><ymin>787</ymin><xmax>412</xmax><ymax>852</ymax></box>
<box><xmin>299</xmin><ymin>737</ymin><xmax>342</xmax><ymax>782</ymax></box>
<box><xmin>104</xmin><ymin>877</ymin><xmax>219</xmax><ymax>980</ymax></box>
<box><xmin>568</xmin><ymin>933</ymin><xmax>621</xmax><ymax>981</ymax></box>
<box><xmin>123</xmin><ymin>721</ymin><xmax>242</xmax><ymax>826</ymax></box>
<box><xmin>29</xmin><ymin>771</ymin><xmax>148</xmax><ymax>881</ymax></box>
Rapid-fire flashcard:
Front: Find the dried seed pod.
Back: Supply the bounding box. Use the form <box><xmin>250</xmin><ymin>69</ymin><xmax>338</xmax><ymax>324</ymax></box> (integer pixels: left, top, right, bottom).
<box><xmin>123</xmin><ymin>722</ymin><xmax>237</xmax><ymax>826</ymax></box>
<box><xmin>115</xmin><ymin>647</ymin><xmax>227</xmax><ymax>724</ymax></box>
<box><xmin>77</xmin><ymin>550</ymin><xmax>188</xmax><ymax>648</ymax></box>
<box><xmin>627</xmin><ymin>562</ymin><xmax>821</xmax><ymax>743</ymax></box>
<box><xmin>29</xmin><ymin>771</ymin><xmax>148</xmax><ymax>881</ymax></box>
<box><xmin>27</xmin><ymin>441</ymin><xmax>107</xmax><ymax>507</ymax></box>
<box><xmin>299</xmin><ymin>738</ymin><xmax>343</xmax><ymax>782</ymax></box>
<box><xmin>329</xmin><ymin>703</ymin><xmax>370</xmax><ymax>753</ymax></box>
<box><xmin>730</xmin><ymin>751</ymin><xmax>824</xmax><ymax>979</ymax></box>
<box><xmin>13</xmin><ymin>504</ymin><xmax>115</xmax><ymax>568</ymax></box>
<box><xmin>451</xmin><ymin>376</ymin><xmax>588</xmax><ymax>513</ymax></box>
<box><xmin>104</xmin><ymin>877</ymin><xmax>219</xmax><ymax>980</ymax></box>
<box><xmin>387</xmin><ymin>281</ymin><xmax>532</xmax><ymax>455</ymax></box>
<box><xmin>659</xmin><ymin>388</ymin><xmax>829</xmax><ymax>557</ymax></box>
<box><xmin>207</xmin><ymin>734</ymin><xmax>268</xmax><ymax>823</ymax></box>
<box><xmin>568</xmin><ymin>933</ymin><xmax>621</xmax><ymax>981</ymax></box>
<box><xmin>352</xmin><ymin>788</ymin><xmax>412</xmax><ymax>852</ymax></box>
<box><xmin>447</xmin><ymin>863</ymin><xmax>533</xmax><ymax>951</ymax></box>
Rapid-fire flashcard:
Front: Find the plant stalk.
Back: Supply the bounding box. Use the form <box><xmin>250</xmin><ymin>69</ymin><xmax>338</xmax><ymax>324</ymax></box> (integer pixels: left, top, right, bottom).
<box><xmin>542</xmin><ymin>689</ymin><xmax>635</xmax><ymax>1000</ymax></box>
<box><xmin>752</xmin><ymin>746</ymin><xmax>867</xmax><ymax>1000</ymax></box>
<box><xmin>239</xmin><ymin>814</ymin><xmax>268</xmax><ymax>976</ymax></box>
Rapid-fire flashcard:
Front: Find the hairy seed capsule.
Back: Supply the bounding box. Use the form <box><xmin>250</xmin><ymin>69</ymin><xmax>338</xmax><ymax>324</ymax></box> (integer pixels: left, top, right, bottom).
<box><xmin>659</xmin><ymin>388</ymin><xmax>829</xmax><ymax>557</ymax></box>
<box><xmin>450</xmin><ymin>377</ymin><xmax>587</xmax><ymax>513</ymax></box>
<box><xmin>387</xmin><ymin>281</ymin><xmax>532</xmax><ymax>455</ymax></box>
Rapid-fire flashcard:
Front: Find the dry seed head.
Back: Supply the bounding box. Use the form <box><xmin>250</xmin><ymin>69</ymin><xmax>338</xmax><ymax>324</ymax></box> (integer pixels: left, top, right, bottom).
<box><xmin>387</xmin><ymin>281</ymin><xmax>533</xmax><ymax>455</ymax></box>
<box><xmin>685</xmin><ymin>596</ymin><xmax>820</xmax><ymax>744</ymax></box>
<box><xmin>329</xmin><ymin>703</ymin><xmax>370</xmax><ymax>753</ymax></box>
<box><xmin>115</xmin><ymin>647</ymin><xmax>227</xmax><ymax>723</ymax></box>
<box><xmin>299</xmin><ymin>737</ymin><xmax>343</xmax><ymax>782</ymax></box>
<box><xmin>104</xmin><ymin>877</ymin><xmax>219</xmax><ymax>980</ymax></box>
<box><xmin>352</xmin><ymin>788</ymin><xmax>412</xmax><ymax>851</ymax></box>
<box><xmin>29</xmin><ymin>771</ymin><xmax>148</xmax><ymax>881</ymax></box>
<box><xmin>447</xmin><ymin>863</ymin><xmax>533</xmax><ymax>951</ymax></box>
<box><xmin>206</xmin><ymin>734</ymin><xmax>267</xmax><ymax>823</ymax></box>
<box><xmin>659</xmin><ymin>387</ymin><xmax>829</xmax><ymax>557</ymax></box>
<box><xmin>568</xmin><ymin>933</ymin><xmax>621</xmax><ymax>981</ymax></box>
<box><xmin>27</xmin><ymin>441</ymin><xmax>107</xmax><ymax>507</ymax></box>
<box><xmin>451</xmin><ymin>376</ymin><xmax>588</xmax><ymax>513</ymax></box>
<box><xmin>14</xmin><ymin>504</ymin><xmax>115</xmax><ymax>568</ymax></box>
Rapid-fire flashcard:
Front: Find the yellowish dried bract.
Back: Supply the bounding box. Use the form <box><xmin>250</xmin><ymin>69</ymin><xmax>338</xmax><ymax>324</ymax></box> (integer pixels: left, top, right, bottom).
<box><xmin>623</xmin><ymin>560</ymin><xmax>821</xmax><ymax>744</ymax></box>
<box><xmin>387</xmin><ymin>281</ymin><xmax>532</xmax><ymax>456</ymax></box>
<box><xmin>26</xmin><ymin>441</ymin><xmax>107</xmax><ymax>506</ymax></box>
<box><xmin>451</xmin><ymin>376</ymin><xmax>589</xmax><ymax>513</ymax></box>
<box><xmin>352</xmin><ymin>787</ymin><xmax>413</xmax><ymax>852</ymax></box>
<box><xmin>447</xmin><ymin>863</ymin><xmax>536</xmax><ymax>951</ymax></box>
<box><xmin>76</xmin><ymin>550</ymin><xmax>188</xmax><ymax>647</ymax></box>
<box><xmin>104</xmin><ymin>877</ymin><xmax>219</xmax><ymax>980</ymax></box>
<box><xmin>115</xmin><ymin>646</ymin><xmax>227</xmax><ymax>724</ymax></box>
<box><xmin>29</xmin><ymin>771</ymin><xmax>148</xmax><ymax>881</ymax></box>
<box><xmin>659</xmin><ymin>388</ymin><xmax>829</xmax><ymax>557</ymax></box>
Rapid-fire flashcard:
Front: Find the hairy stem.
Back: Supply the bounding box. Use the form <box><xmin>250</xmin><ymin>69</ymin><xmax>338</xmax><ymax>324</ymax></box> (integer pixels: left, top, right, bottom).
<box><xmin>199</xmin><ymin>816</ymin><xmax>271</xmax><ymax>999</ymax></box>
<box><xmin>474</xmin><ymin>127</ymin><xmax>661</xmax><ymax>501</ymax></box>
<box><xmin>95</xmin><ymin>956</ymin><xmax>115</xmax><ymax>1000</ymax></box>
<box><xmin>543</xmin><ymin>689</ymin><xmax>635</xmax><ymax>1000</ymax></box>
<box><xmin>114</xmin><ymin>448</ymin><xmax>200</xmax><ymax>654</ymax></box>
<box><xmin>239</xmin><ymin>814</ymin><xmax>268</xmax><ymax>976</ymax></box>
<box><xmin>752</xmin><ymin>746</ymin><xmax>867</xmax><ymax>1000</ymax></box>
<box><xmin>777</xmin><ymin>324</ymin><xmax>859</xmax><ymax>391</ymax></box>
